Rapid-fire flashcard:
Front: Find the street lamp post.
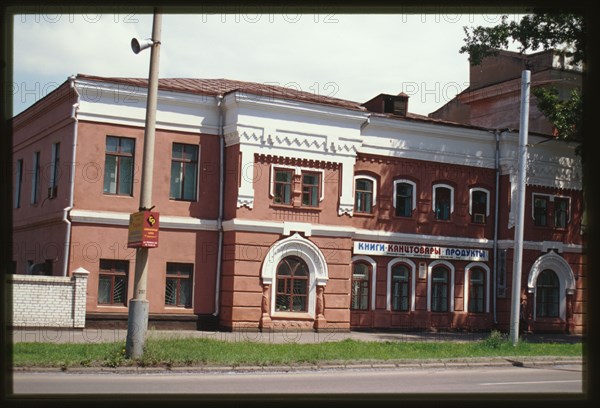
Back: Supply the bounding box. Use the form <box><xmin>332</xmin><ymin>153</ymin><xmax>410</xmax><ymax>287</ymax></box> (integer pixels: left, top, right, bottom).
<box><xmin>509</xmin><ymin>70</ymin><xmax>530</xmax><ymax>346</ymax></box>
<box><xmin>125</xmin><ymin>9</ymin><xmax>162</xmax><ymax>359</ymax></box>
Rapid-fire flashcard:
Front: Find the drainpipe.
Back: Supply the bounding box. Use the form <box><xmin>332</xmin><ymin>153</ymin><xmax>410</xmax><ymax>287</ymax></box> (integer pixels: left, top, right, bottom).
<box><xmin>491</xmin><ymin>129</ymin><xmax>501</xmax><ymax>325</ymax></box>
<box><xmin>63</xmin><ymin>75</ymin><xmax>80</xmax><ymax>276</ymax></box>
<box><xmin>213</xmin><ymin>94</ymin><xmax>225</xmax><ymax>317</ymax></box>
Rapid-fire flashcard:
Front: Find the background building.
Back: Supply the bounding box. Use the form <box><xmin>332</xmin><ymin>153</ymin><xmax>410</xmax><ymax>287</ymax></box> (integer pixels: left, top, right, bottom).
<box><xmin>11</xmin><ymin>69</ymin><xmax>584</xmax><ymax>333</ymax></box>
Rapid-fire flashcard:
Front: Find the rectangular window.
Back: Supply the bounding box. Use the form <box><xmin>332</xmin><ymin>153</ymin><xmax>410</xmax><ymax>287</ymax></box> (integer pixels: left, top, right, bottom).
<box><xmin>49</xmin><ymin>142</ymin><xmax>60</xmax><ymax>198</ymax></box>
<box><xmin>471</xmin><ymin>190</ymin><xmax>487</xmax><ymax>224</ymax></box>
<box><xmin>435</xmin><ymin>187</ymin><xmax>452</xmax><ymax>221</ymax></box>
<box><xmin>354</xmin><ymin>178</ymin><xmax>374</xmax><ymax>213</ymax></box>
<box><xmin>103</xmin><ymin>136</ymin><xmax>135</xmax><ymax>196</ymax></box>
<box><xmin>395</xmin><ymin>182</ymin><xmax>413</xmax><ymax>217</ymax></box>
<box><xmin>554</xmin><ymin>197</ymin><xmax>569</xmax><ymax>229</ymax></box>
<box><xmin>533</xmin><ymin>195</ymin><xmax>548</xmax><ymax>227</ymax></box>
<box><xmin>273</xmin><ymin>169</ymin><xmax>293</xmax><ymax>205</ymax></box>
<box><xmin>468</xmin><ymin>270</ymin><xmax>485</xmax><ymax>313</ymax></box>
<box><xmin>431</xmin><ymin>268</ymin><xmax>449</xmax><ymax>312</ymax></box>
<box><xmin>301</xmin><ymin>172</ymin><xmax>320</xmax><ymax>207</ymax></box>
<box><xmin>31</xmin><ymin>151</ymin><xmax>40</xmax><ymax>204</ymax></box>
<box><xmin>14</xmin><ymin>159</ymin><xmax>23</xmax><ymax>208</ymax></box>
<box><xmin>98</xmin><ymin>259</ymin><xmax>129</xmax><ymax>305</ymax></box>
<box><xmin>165</xmin><ymin>263</ymin><xmax>193</xmax><ymax>307</ymax></box>
<box><xmin>170</xmin><ymin>143</ymin><xmax>199</xmax><ymax>201</ymax></box>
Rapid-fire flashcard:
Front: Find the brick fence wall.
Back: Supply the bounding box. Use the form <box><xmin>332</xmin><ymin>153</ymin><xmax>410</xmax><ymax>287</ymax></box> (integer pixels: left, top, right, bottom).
<box><xmin>7</xmin><ymin>268</ymin><xmax>89</xmax><ymax>328</ymax></box>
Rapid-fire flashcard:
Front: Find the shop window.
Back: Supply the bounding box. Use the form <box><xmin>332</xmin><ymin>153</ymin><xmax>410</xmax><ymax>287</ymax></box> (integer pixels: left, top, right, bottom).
<box><xmin>354</xmin><ymin>177</ymin><xmax>374</xmax><ymax>214</ymax></box>
<box><xmin>351</xmin><ymin>262</ymin><xmax>370</xmax><ymax>310</ymax></box>
<box><xmin>391</xmin><ymin>264</ymin><xmax>410</xmax><ymax>311</ymax></box>
<box><xmin>434</xmin><ymin>185</ymin><xmax>453</xmax><ymax>221</ymax></box>
<box><xmin>536</xmin><ymin>269</ymin><xmax>559</xmax><ymax>318</ymax></box>
<box><xmin>170</xmin><ymin>143</ymin><xmax>199</xmax><ymax>201</ymax></box>
<box><xmin>165</xmin><ymin>263</ymin><xmax>193</xmax><ymax>307</ymax></box>
<box><xmin>302</xmin><ymin>172</ymin><xmax>320</xmax><ymax>207</ymax></box>
<box><xmin>431</xmin><ymin>266</ymin><xmax>449</xmax><ymax>312</ymax></box>
<box><xmin>98</xmin><ymin>259</ymin><xmax>129</xmax><ymax>305</ymax></box>
<box><xmin>103</xmin><ymin>136</ymin><xmax>135</xmax><ymax>196</ymax></box>
<box><xmin>394</xmin><ymin>180</ymin><xmax>415</xmax><ymax>217</ymax></box>
<box><xmin>470</xmin><ymin>189</ymin><xmax>488</xmax><ymax>224</ymax></box>
<box><xmin>273</xmin><ymin>168</ymin><xmax>293</xmax><ymax>205</ymax></box>
<box><xmin>554</xmin><ymin>197</ymin><xmax>569</xmax><ymax>229</ymax></box>
<box><xmin>533</xmin><ymin>194</ymin><xmax>549</xmax><ymax>226</ymax></box>
<box><xmin>275</xmin><ymin>256</ymin><xmax>309</xmax><ymax>312</ymax></box>
<box><xmin>468</xmin><ymin>268</ymin><xmax>485</xmax><ymax>313</ymax></box>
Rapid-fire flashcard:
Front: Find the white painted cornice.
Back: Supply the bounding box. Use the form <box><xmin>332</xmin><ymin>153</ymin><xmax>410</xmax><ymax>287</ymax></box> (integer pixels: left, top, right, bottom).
<box><xmin>69</xmin><ymin>209</ymin><xmax>218</xmax><ymax>231</ymax></box>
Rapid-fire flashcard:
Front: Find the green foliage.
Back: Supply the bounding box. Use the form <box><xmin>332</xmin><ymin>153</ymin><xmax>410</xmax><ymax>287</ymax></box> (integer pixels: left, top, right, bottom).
<box><xmin>480</xmin><ymin>330</ymin><xmax>507</xmax><ymax>349</ymax></box>
<box><xmin>460</xmin><ymin>12</ymin><xmax>585</xmax><ymax>66</ymax></box>
<box><xmin>533</xmin><ymin>86</ymin><xmax>582</xmax><ymax>144</ymax></box>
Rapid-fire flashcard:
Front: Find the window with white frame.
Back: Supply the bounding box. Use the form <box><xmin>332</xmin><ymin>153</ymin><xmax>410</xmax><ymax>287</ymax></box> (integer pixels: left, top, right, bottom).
<box><xmin>394</xmin><ymin>179</ymin><xmax>416</xmax><ymax>217</ymax></box>
<box><xmin>554</xmin><ymin>197</ymin><xmax>570</xmax><ymax>229</ymax></box>
<box><xmin>354</xmin><ymin>175</ymin><xmax>376</xmax><ymax>214</ymax></box>
<box><xmin>273</xmin><ymin>168</ymin><xmax>293</xmax><ymax>205</ymax></box>
<box><xmin>170</xmin><ymin>143</ymin><xmax>199</xmax><ymax>201</ymax></box>
<box><xmin>351</xmin><ymin>262</ymin><xmax>371</xmax><ymax>311</ymax></box>
<box><xmin>468</xmin><ymin>268</ymin><xmax>485</xmax><ymax>313</ymax></box>
<box><xmin>391</xmin><ymin>264</ymin><xmax>410</xmax><ymax>311</ymax></box>
<box><xmin>433</xmin><ymin>184</ymin><xmax>454</xmax><ymax>221</ymax></box>
<box><xmin>533</xmin><ymin>194</ymin><xmax>549</xmax><ymax>227</ymax></box>
<box><xmin>431</xmin><ymin>266</ymin><xmax>450</xmax><ymax>312</ymax></box>
<box><xmin>469</xmin><ymin>188</ymin><xmax>489</xmax><ymax>224</ymax></box>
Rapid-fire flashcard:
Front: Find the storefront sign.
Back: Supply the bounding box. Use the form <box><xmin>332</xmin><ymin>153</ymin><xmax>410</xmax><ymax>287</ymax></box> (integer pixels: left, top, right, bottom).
<box><xmin>127</xmin><ymin>211</ymin><xmax>159</xmax><ymax>248</ymax></box>
<box><xmin>353</xmin><ymin>241</ymin><xmax>488</xmax><ymax>262</ymax></box>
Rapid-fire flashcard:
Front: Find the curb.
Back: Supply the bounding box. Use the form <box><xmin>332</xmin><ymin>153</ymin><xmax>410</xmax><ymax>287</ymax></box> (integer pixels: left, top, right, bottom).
<box><xmin>12</xmin><ymin>356</ymin><xmax>582</xmax><ymax>375</ymax></box>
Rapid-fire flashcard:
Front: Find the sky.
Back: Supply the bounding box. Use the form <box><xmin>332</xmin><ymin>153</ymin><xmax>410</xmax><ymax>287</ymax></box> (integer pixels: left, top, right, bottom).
<box><xmin>11</xmin><ymin>10</ymin><xmax>524</xmax><ymax>117</ymax></box>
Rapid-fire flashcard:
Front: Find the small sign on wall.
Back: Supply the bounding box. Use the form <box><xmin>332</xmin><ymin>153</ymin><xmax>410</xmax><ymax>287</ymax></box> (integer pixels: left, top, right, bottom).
<box><xmin>419</xmin><ymin>262</ymin><xmax>427</xmax><ymax>279</ymax></box>
<box><xmin>127</xmin><ymin>211</ymin><xmax>159</xmax><ymax>248</ymax></box>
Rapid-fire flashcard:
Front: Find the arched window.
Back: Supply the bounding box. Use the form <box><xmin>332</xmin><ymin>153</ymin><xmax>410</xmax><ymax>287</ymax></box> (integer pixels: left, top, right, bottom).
<box><xmin>431</xmin><ymin>266</ymin><xmax>449</xmax><ymax>312</ymax></box>
<box><xmin>394</xmin><ymin>181</ymin><xmax>414</xmax><ymax>217</ymax></box>
<box><xmin>433</xmin><ymin>185</ymin><xmax>453</xmax><ymax>221</ymax></box>
<box><xmin>468</xmin><ymin>268</ymin><xmax>485</xmax><ymax>313</ymax></box>
<box><xmin>275</xmin><ymin>256</ymin><xmax>309</xmax><ymax>312</ymax></box>
<box><xmin>354</xmin><ymin>177</ymin><xmax>374</xmax><ymax>213</ymax></box>
<box><xmin>351</xmin><ymin>262</ymin><xmax>370</xmax><ymax>310</ymax></box>
<box><xmin>536</xmin><ymin>269</ymin><xmax>560</xmax><ymax>318</ymax></box>
<box><xmin>391</xmin><ymin>264</ymin><xmax>410</xmax><ymax>311</ymax></box>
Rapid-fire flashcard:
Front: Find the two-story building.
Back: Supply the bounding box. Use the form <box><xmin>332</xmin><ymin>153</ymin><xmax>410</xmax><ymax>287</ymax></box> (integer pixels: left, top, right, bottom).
<box><xmin>11</xmin><ymin>73</ymin><xmax>584</xmax><ymax>333</ymax></box>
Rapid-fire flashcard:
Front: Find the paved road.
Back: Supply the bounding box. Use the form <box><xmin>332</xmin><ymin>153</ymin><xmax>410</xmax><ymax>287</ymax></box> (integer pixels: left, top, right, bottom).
<box><xmin>11</xmin><ymin>364</ymin><xmax>583</xmax><ymax>395</ymax></box>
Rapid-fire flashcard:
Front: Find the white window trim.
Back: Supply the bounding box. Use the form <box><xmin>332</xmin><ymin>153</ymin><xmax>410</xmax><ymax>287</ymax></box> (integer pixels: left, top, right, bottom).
<box><xmin>432</xmin><ymin>183</ymin><xmax>454</xmax><ymax>215</ymax></box>
<box><xmin>386</xmin><ymin>258</ymin><xmax>416</xmax><ymax>312</ymax></box>
<box><xmin>353</xmin><ymin>174</ymin><xmax>377</xmax><ymax>206</ymax></box>
<box><xmin>393</xmin><ymin>179</ymin><xmax>417</xmax><ymax>211</ymax></box>
<box><xmin>463</xmin><ymin>262</ymin><xmax>490</xmax><ymax>313</ymax></box>
<box><xmin>351</xmin><ymin>255</ymin><xmax>377</xmax><ymax>311</ymax></box>
<box><xmin>269</xmin><ymin>164</ymin><xmax>324</xmax><ymax>202</ymax></box>
<box><xmin>427</xmin><ymin>260</ymin><xmax>455</xmax><ymax>312</ymax></box>
<box><xmin>469</xmin><ymin>187</ymin><xmax>490</xmax><ymax>216</ymax></box>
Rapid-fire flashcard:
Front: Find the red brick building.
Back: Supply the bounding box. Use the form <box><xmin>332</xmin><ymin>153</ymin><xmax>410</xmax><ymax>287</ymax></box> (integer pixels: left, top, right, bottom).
<box><xmin>12</xmin><ymin>73</ymin><xmax>584</xmax><ymax>333</ymax></box>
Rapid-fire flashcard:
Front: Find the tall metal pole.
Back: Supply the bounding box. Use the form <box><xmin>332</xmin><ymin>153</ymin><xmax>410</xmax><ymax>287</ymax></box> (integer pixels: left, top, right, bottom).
<box><xmin>509</xmin><ymin>70</ymin><xmax>530</xmax><ymax>346</ymax></box>
<box><xmin>126</xmin><ymin>9</ymin><xmax>162</xmax><ymax>359</ymax></box>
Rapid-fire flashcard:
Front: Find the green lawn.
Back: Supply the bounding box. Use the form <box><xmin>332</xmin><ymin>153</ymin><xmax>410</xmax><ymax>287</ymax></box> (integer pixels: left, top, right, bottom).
<box><xmin>11</xmin><ymin>332</ymin><xmax>582</xmax><ymax>369</ymax></box>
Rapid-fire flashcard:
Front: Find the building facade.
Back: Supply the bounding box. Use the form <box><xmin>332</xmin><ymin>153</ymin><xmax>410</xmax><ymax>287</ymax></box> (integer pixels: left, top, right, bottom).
<box><xmin>11</xmin><ymin>73</ymin><xmax>585</xmax><ymax>333</ymax></box>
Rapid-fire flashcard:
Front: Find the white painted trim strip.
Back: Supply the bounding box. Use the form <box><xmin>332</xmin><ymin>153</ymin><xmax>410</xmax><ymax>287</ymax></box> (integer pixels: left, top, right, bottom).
<box><xmin>69</xmin><ymin>209</ymin><xmax>218</xmax><ymax>231</ymax></box>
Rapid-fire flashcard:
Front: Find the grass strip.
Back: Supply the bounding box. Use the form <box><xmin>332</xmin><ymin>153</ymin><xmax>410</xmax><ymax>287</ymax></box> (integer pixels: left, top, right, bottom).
<box><xmin>12</xmin><ymin>335</ymin><xmax>582</xmax><ymax>369</ymax></box>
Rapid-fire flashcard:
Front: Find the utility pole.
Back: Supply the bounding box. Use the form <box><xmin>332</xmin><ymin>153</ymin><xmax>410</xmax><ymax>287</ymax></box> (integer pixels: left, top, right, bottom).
<box><xmin>126</xmin><ymin>9</ymin><xmax>162</xmax><ymax>359</ymax></box>
<box><xmin>509</xmin><ymin>70</ymin><xmax>530</xmax><ymax>346</ymax></box>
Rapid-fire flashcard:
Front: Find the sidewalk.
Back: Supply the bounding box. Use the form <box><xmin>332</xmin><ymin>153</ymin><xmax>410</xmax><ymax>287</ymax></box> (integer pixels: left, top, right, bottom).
<box><xmin>9</xmin><ymin>327</ymin><xmax>584</xmax><ymax>345</ymax></box>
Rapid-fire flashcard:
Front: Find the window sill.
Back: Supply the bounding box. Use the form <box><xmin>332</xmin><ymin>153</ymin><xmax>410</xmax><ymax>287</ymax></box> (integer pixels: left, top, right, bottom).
<box><xmin>271</xmin><ymin>311</ymin><xmax>314</xmax><ymax>320</ymax></box>
<box><xmin>270</xmin><ymin>204</ymin><xmax>322</xmax><ymax>212</ymax></box>
<box><xmin>353</xmin><ymin>212</ymin><xmax>375</xmax><ymax>218</ymax></box>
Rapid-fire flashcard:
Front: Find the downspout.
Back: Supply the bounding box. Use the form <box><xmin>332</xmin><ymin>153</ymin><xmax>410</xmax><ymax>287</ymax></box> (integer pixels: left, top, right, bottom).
<box><xmin>213</xmin><ymin>94</ymin><xmax>225</xmax><ymax>316</ymax></box>
<box><xmin>491</xmin><ymin>128</ymin><xmax>505</xmax><ymax>325</ymax></box>
<box><xmin>63</xmin><ymin>76</ymin><xmax>80</xmax><ymax>276</ymax></box>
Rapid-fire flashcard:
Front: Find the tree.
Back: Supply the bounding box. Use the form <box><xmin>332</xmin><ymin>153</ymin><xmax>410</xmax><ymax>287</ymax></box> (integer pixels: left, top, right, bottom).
<box><xmin>459</xmin><ymin>12</ymin><xmax>584</xmax><ymax>145</ymax></box>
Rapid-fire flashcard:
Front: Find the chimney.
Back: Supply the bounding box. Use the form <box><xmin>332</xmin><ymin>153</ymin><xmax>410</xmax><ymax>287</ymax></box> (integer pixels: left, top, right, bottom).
<box><xmin>362</xmin><ymin>92</ymin><xmax>409</xmax><ymax>116</ymax></box>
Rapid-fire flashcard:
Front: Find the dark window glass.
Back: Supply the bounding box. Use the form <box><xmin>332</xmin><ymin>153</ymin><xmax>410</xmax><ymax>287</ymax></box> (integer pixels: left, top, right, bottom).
<box><xmin>391</xmin><ymin>264</ymin><xmax>410</xmax><ymax>311</ymax></box>
<box><xmin>355</xmin><ymin>178</ymin><xmax>374</xmax><ymax>213</ymax></box>
<box><xmin>103</xmin><ymin>136</ymin><xmax>135</xmax><ymax>196</ymax></box>
<box><xmin>395</xmin><ymin>182</ymin><xmax>413</xmax><ymax>217</ymax></box>
<box><xmin>536</xmin><ymin>270</ymin><xmax>559</xmax><ymax>318</ymax></box>
<box><xmin>351</xmin><ymin>262</ymin><xmax>370</xmax><ymax>310</ymax></box>
<box><xmin>468</xmin><ymin>268</ymin><xmax>485</xmax><ymax>313</ymax></box>
<box><xmin>165</xmin><ymin>263</ymin><xmax>193</xmax><ymax>307</ymax></box>
<box><xmin>435</xmin><ymin>187</ymin><xmax>451</xmax><ymax>221</ymax></box>
<box><xmin>554</xmin><ymin>197</ymin><xmax>569</xmax><ymax>229</ymax></box>
<box><xmin>274</xmin><ymin>169</ymin><xmax>293</xmax><ymax>204</ymax></box>
<box><xmin>302</xmin><ymin>173</ymin><xmax>320</xmax><ymax>207</ymax></box>
<box><xmin>170</xmin><ymin>143</ymin><xmax>199</xmax><ymax>201</ymax></box>
<box><xmin>472</xmin><ymin>190</ymin><xmax>487</xmax><ymax>224</ymax></box>
<box><xmin>275</xmin><ymin>257</ymin><xmax>309</xmax><ymax>312</ymax></box>
<box><xmin>534</xmin><ymin>195</ymin><xmax>548</xmax><ymax>227</ymax></box>
<box><xmin>431</xmin><ymin>267</ymin><xmax>449</xmax><ymax>312</ymax></box>
<box><xmin>98</xmin><ymin>259</ymin><xmax>129</xmax><ymax>305</ymax></box>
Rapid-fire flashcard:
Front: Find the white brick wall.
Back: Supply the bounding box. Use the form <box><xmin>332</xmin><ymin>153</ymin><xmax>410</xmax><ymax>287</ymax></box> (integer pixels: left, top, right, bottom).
<box><xmin>8</xmin><ymin>268</ymin><xmax>89</xmax><ymax>328</ymax></box>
